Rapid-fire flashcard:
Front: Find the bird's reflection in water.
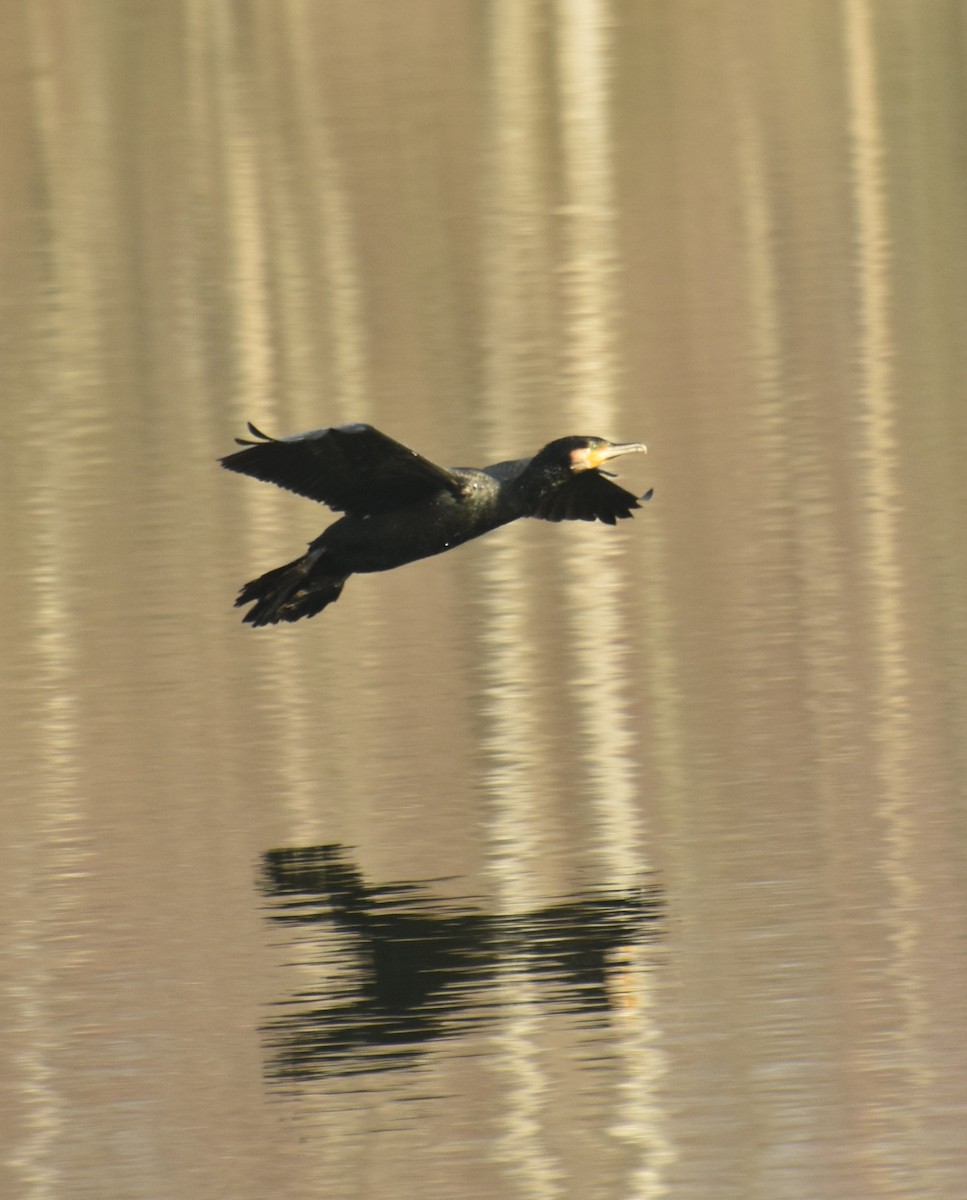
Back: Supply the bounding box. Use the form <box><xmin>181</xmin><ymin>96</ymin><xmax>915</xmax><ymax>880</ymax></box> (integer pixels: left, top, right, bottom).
<box><xmin>258</xmin><ymin>845</ymin><xmax>663</xmax><ymax>1085</ymax></box>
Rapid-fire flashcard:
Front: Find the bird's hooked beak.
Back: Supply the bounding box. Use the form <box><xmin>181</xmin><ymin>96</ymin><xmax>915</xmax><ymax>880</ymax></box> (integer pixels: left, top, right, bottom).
<box><xmin>598</xmin><ymin>441</ymin><xmax>647</xmax><ymax>464</ymax></box>
<box><xmin>573</xmin><ymin>441</ymin><xmax>647</xmax><ymax>472</ymax></box>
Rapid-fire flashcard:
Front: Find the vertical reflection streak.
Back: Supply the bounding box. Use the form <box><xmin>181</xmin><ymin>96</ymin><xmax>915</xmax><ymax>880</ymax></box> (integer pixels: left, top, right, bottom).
<box><xmin>208</xmin><ymin>3</ymin><xmax>317</xmax><ymax>823</ymax></box>
<box><xmin>845</xmin><ymin>1</ymin><xmax>925</xmax><ymax>1190</ymax></box>
<box><xmin>729</xmin><ymin>53</ymin><xmax>796</xmax><ymax>1142</ymax></box>
<box><xmin>213</xmin><ymin>2</ymin><xmax>273</xmax><ymax>425</ymax></box>
<box><xmin>8</xmin><ymin>8</ymin><xmax>106</xmax><ymax>1195</ymax></box>
<box><xmin>285</xmin><ymin>0</ymin><xmax>368</xmax><ymax>425</ymax></box>
<box><xmin>257</xmin><ymin>0</ymin><xmax>373</xmax><ymax>844</ymax></box>
<box><xmin>556</xmin><ymin>2</ymin><xmax>671</xmax><ymax>1194</ymax></box>
<box><xmin>211</xmin><ymin>5</ymin><xmax>341</xmax><ymax>835</ymax></box>
<box><xmin>556</xmin><ymin>0</ymin><xmax>641</xmax><ymax>887</ymax></box>
<box><xmin>481</xmin><ymin>5</ymin><xmax>562</xmax><ymax>1195</ymax></box>
<box><xmin>279</xmin><ymin>4</ymin><xmax>382</xmax><ymax>820</ymax></box>
<box><xmin>728</xmin><ymin>53</ymin><xmax>855</xmax><ymax>1172</ymax></box>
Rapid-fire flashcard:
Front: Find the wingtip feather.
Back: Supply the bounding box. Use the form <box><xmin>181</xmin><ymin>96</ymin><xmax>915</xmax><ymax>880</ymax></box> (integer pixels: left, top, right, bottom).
<box><xmin>232</xmin><ymin>421</ymin><xmax>275</xmax><ymax>446</ymax></box>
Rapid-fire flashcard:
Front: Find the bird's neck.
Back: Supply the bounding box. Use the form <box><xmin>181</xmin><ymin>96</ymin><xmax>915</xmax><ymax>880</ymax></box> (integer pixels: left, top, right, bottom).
<box><xmin>503</xmin><ymin>458</ymin><xmax>569</xmax><ymax>514</ymax></box>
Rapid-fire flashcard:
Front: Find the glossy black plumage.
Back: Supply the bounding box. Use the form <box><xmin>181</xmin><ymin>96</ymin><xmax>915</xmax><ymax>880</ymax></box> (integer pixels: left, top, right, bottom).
<box><xmin>221</xmin><ymin>423</ymin><xmax>649</xmax><ymax>626</ymax></box>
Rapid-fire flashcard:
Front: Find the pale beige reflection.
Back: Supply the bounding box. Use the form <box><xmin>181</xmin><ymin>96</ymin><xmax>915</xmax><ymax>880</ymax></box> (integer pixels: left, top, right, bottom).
<box><xmin>481</xmin><ymin>4</ymin><xmax>565</xmax><ymax>1193</ymax></box>
<box><xmin>845</xmin><ymin>0</ymin><xmax>927</xmax><ymax>1190</ymax></box>
<box><xmin>557</xmin><ymin>1</ymin><xmax>671</xmax><ymax>1194</ymax></box>
<box><xmin>478</xmin><ymin>1</ymin><xmax>670</xmax><ymax>1195</ymax></box>
<box><xmin>5</xmin><ymin>2</ymin><xmax>966</xmax><ymax>1197</ymax></box>
<box><xmin>209</xmin><ymin>0</ymin><xmax>376</xmax><ymax>847</ymax></box>
<box><xmin>9</xmin><ymin>10</ymin><xmax>110</xmax><ymax>1195</ymax></box>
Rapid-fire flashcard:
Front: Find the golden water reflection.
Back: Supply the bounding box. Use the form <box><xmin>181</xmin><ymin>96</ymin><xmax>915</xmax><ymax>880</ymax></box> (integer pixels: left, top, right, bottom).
<box><xmin>3</xmin><ymin>3</ymin><xmax>967</xmax><ymax>1199</ymax></box>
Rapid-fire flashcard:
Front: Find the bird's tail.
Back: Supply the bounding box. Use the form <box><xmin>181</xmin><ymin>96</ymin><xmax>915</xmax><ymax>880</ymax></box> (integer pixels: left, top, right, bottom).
<box><xmin>235</xmin><ymin>552</ymin><xmax>346</xmax><ymax>626</ymax></box>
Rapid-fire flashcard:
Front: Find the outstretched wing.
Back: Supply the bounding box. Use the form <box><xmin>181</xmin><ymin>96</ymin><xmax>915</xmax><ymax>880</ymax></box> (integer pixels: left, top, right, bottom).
<box><xmin>220</xmin><ymin>423</ymin><xmax>468</xmax><ymax>516</ymax></box>
<box><xmin>533</xmin><ymin>471</ymin><xmax>644</xmax><ymax>526</ymax></box>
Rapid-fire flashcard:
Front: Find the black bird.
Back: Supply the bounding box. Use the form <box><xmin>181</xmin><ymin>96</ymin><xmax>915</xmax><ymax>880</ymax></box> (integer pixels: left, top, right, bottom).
<box><xmin>221</xmin><ymin>422</ymin><xmax>649</xmax><ymax>626</ymax></box>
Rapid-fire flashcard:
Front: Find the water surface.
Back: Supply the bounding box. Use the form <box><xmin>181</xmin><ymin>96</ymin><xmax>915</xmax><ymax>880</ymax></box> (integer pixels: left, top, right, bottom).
<box><xmin>2</xmin><ymin>3</ymin><xmax>966</xmax><ymax>1198</ymax></box>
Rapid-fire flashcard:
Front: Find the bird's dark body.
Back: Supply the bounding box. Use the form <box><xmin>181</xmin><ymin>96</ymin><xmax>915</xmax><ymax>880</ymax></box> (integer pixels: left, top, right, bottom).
<box><xmin>221</xmin><ymin>424</ymin><xmax>648</xmax><ymax>626</ymax></box>
<box><xmin>316</xmin><ymin>468</ymin><xmax>510</xmax><ymax>573</ymax></box>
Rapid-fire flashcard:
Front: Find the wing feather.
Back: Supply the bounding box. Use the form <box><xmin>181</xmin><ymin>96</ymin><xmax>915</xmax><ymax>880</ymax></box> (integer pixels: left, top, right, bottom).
<box><xmin>220</xmin><ymin>423</ymin><xmax>467</xmax><ymax>516</ymax></box>
<box><xmin>533</xmin><ymin>472</ymin><xmax>642</xmax><ymax>525</ymax></box>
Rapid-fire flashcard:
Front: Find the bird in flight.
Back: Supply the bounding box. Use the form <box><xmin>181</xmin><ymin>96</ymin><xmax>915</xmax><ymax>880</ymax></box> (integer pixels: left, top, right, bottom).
<box><xmin>221</xmin><ymin>422</ymin><xmax>650</xmax><ymax>626</ymax></box>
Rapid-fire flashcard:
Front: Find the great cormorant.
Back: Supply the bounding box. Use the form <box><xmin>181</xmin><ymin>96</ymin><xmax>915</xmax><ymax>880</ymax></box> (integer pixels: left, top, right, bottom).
<box><xmin>221</xmin><ymin>422</ymin><xmax>649</xmax><ymax>625</ymax></box>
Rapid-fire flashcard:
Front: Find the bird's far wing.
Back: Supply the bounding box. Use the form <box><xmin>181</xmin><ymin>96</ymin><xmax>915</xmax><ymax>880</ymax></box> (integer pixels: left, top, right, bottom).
<box><xmin>532</xmin><ymin>471</ymin><xmax>644</xmax><ymax>526</ymax></box>
<box><xmin>220</xmin><ymin>423</ymin><xmax>468</xmax><ymax>516</ymax></box>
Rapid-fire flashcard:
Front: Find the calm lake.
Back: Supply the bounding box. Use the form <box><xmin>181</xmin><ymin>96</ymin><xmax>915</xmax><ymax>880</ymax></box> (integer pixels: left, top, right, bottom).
<box><xmin>3</xmin><ymin>3</ymin><xmax>966</xmax><ymax>1198</ymax></box>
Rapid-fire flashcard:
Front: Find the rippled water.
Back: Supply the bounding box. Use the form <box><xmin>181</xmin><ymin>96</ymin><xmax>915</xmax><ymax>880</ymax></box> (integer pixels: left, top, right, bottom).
<box><xmin>3</xmin><ymin>4</ymin><xmax>967</xmax><ymax>1199</ymax></box>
